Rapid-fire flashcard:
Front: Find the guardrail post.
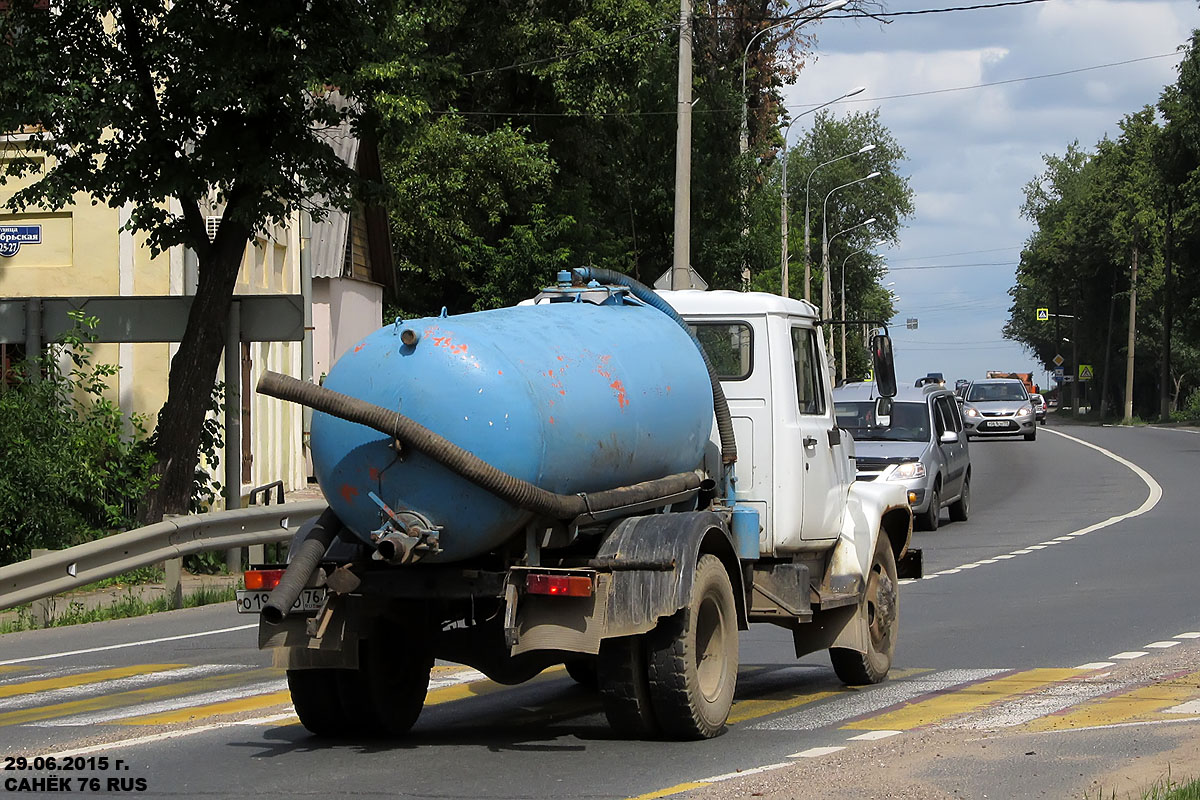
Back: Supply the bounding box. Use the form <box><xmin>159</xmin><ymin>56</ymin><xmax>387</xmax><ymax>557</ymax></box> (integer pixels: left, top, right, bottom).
<box><xmin>29</xmin><ymin>548</ymin><xmax>54</xmax><ymax>627</ymax></box>
<box><xmin>164</xmin><ymin>557</ymin><xmax>183</xmax><ymax>610</ymax></box>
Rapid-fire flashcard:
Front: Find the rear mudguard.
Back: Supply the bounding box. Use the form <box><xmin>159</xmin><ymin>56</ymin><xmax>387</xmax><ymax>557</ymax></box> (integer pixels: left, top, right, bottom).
<box><xmin>793</xmin><ymin>481</ymin><xmax>912</xmax><ymax>658</ymax></box>
<box><xmin>510</xmin><ymin>511</ymin><xmax>747</xmax><ymax>656</ymax></box>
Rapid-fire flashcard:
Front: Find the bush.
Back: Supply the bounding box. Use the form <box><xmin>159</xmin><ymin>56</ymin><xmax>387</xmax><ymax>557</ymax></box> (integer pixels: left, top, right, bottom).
<box><xmin>0</xmin><ymin>312</ymin><xmax>156</xmax><ymax>565</ymax></box>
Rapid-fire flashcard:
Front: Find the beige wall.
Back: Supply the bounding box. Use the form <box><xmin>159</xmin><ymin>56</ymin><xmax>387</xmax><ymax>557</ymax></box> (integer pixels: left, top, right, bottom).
<box><xmin>2</xmin><ymin>148</ymin><xmax>306</xmax><ymax>502</ymax></box>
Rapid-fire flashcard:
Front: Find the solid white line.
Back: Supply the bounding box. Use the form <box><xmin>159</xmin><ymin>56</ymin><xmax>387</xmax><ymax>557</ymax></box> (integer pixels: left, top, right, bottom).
<box><xmin>48</xmin><ymin>712</ymin><xmax>296</xmax><ymax>758</ymax></box>
<box><xmin>1040</xmin><ymin>428</ymin><xmax>1164</xmax><ymax>530</ymax></box>
<box><xmin>0</xmin><ymin>624</ymin><xmax>258</xmax><ymax>666</ymax></box>
<box><xmin>1076</xmin><ymin>662</ymin><xmax>1116</xmax><ymax>670</ymax></box>
<box><xmin>1110</xmin><ymin>651</ymin><xmax>1147</xmax><ymax>660</ymax></box>
<box><xmin>702</xmin><ymin>763</ymin><xmax>793</xmax><ymax>783</ymax></box>
<box><xmin>789</xmin><ymin>746</ymin><xmax>846</xmax><ymax>758</ymax></box>
<box><xmin>847</xmin><ymin>730</ymin><xmax>901</xmax><ymax>741</ymax></box>
<box><xmin>1145</xmin><ymin>641</ymin><xmax>1180</xmax><ymax>649</ymax></box>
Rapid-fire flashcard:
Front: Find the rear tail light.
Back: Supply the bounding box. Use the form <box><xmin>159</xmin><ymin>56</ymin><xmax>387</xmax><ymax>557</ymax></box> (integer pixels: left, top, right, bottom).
<box><xmin>525</xmin><ymin>573</ymin><xmax>593</xmax><ymax>597</ymax></box>
<box><xmin>244</xmin><ymin>569</ymin><xmax>285</xmax><ymax>591</ymax></box>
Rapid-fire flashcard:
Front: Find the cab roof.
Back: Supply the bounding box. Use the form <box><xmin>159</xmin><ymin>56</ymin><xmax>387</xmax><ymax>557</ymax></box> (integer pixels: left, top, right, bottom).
<box><xmin>658</xmin><ymin>289</ymin><xmax>819</xmax><ymax>320</ymax></box>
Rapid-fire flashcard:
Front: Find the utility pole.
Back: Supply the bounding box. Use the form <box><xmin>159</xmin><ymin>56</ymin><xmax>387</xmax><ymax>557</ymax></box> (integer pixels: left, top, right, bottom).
<box><xmin>1124</xmin><ymin>245</ymin><xmax>1138</xmax><ymax>421</ymax></box>
<box><xmin>1160</xmin><ymin>198</ymin><xmax>1174</xmax><ymax>422</ymax></box>
<box><xmin>670</xmin><ymin>0</ymin><xmax>692</xmax><ymax>291</ymax></box>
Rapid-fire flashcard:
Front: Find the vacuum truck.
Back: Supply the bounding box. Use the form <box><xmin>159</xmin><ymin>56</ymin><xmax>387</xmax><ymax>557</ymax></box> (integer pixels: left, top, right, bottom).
<box><xmin>244</xmin><ymin>267</ymin><xmax>916</xmax><ymax>740</ymax></box>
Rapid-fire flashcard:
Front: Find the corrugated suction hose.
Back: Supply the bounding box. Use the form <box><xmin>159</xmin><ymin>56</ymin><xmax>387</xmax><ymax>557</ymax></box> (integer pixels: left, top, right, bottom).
<box><xmin>257</xmin><ymin>371</ymin><xmax>702</xmax><ymax>521</ymax></box>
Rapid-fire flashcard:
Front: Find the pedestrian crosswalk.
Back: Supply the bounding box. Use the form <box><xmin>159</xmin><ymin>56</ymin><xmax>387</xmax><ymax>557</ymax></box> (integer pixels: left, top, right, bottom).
<box><xmin>0</xmin><ymin>654</ymin><xmax>1197</xmax><ymax>738</ymax></box>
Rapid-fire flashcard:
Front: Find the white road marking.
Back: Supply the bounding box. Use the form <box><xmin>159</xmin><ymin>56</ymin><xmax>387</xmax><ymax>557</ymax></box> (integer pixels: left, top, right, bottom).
<box><xmin>1053</xmin><ymin>536</ymin><xmax>1075</xmax><ymax>542</ymax></box>
<box><xmin>1164</xmin><ymin>700</ymin><xmax>1200</xmax><ymax>715</ymax></box>
<box><xmin>1011</xmin><ymin>549</ymin><xmax>1033</xmax><ymax>555</ymax></box>
<box><xmin>953</xmin><ymin>679</ymin><xmax>1130</xmax><ymax>730</ymax></box>
<box><xmin>977</xmin><ymin>559</ymin><xmax>999</xmax><ymax>564</ymax></box>
<box><xmin>1145</xmin><ymin>641</ymin><xmax>1180</xmax><ymax>649</ymax></box>
<box><xmin>1175</xmin><ymin>632</ymin><xmax>1200</xmax><ymax>639</ymax></box>
<box><xmin>1028</xmin><ymin>545</ymin><xmax>1048</xmax><ymax>550</ymax></box>
<box><xmin>959</xmin><ymin>563</ymin><xmax>981</xmax><ymax>570</ymax></box>
<box><xmin>32</xmin><ymin>679</ymin><xmax>288</xmax><ymax>726</ymax></box>
<box><xmin>1039</xmin><ymin>540</ymin><xmax>1062</xmax><ymax>546</ymax></box>
<box><xmin>47</xmin><ymin>712</ymin><xmax>297</xmax><ymax>757</ymax></box>
<box><xmin>847</xmin><ymin>730</ymin><xmax>901</xmax><ymax>741</ymax></box>
<box><xmin>0</xmin><ymin>624</ymin><xmax>258</xmax><ymax>666</ymax></box>
<box><xmin>701</xmin><ymin>763</ymin><xmax>792</xmax><ymax>782</ymax></box>
<box><xmin>938</xmin><ymin>569</ymin><xmax>961</xmax><ymax>575</ymax></box>
<box><xmin>755</xmin><ymin>669</ymin><xmax>1007</xmax><ymax>731</ymax></box>
<box><xmin>1110</xmin><ymin>651</ymin><xmax>1147</xmax><ymax>660</ymax></box>
<box><xmin>1076</xmin><ymin>662</ymin><xmax>1116</xmax><ymax>670</ymax></box>
<box><xmin>789</xmin><ymin>746</ymin><xmax>846</xmax><ymax>758</ymax></box>
<box><xmin>0</xmin><ymin>665</ymin><xmax>243</xmax><ymax>711</ymax></box>
<box><xmin>994</xmin><ymin>555</ymin><xmax>1016</xmax><ymax>560</ymax></box>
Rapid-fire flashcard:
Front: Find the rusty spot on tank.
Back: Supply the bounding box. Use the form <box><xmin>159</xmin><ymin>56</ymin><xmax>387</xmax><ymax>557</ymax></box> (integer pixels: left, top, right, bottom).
<box><xmin>497</xmin><ymin>370</ymin><xmax>503</xmax><ymax>376</ymax></box>
<box><xmin>368</xmin><ymin>467</ymin><xmax>381</xmax><ymax>481</ymax></box>
<box><xmin>559</xmin><ymin>390</ymin><xmax>566</xmax><ymax>396</ymax></box>
<box><xmin>549</xmin><ymin>416</ymin><xmax>556</xmax><ymax>424</ymax></box>
<box><xmin>610</xmin><ymin>379</ymin><xmax>629</xmax><ymax>409</ymax></box>
<box><xmin>354</xmin><ymin>344</ymin><xmax>365</xmax><ymax>353</ymax></box>
<box><xmin>557</xmin><ymin>355</ymin><xmax>564</xmax><ymax>361</ymax></box>
<box><xmin>340</xmin><ymin>484</ymin><xmax>359</xmax><ymax>503</ymax></box>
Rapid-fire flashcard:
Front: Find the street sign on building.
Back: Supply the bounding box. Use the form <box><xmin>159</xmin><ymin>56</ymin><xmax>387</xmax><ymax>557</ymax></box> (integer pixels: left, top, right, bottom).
<box><xmin>1036</xmin><ymin>307</ymin><xmax>1049</xmax><ymax>321</ymax></box>
<box><xmin>1079</xmin><ymin>364</ymin><xmax>1093</xmax><ymax>381</ymax></box>
<box><xmin>1052</xmin><ymin>354</ymin><xmax>1064</xmax><ymax>367</ymax></box>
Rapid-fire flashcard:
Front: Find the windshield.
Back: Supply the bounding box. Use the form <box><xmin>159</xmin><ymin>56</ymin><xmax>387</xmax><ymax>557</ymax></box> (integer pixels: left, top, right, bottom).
<box><xmin>966</xmin><ymin>383</ymin><xmax>1027</xmax><ymax>402</ymax></box>
<box><xmin>835</xmin><ymin>401</ymin><xmax>931</xmax><ymax>442</ymax></box>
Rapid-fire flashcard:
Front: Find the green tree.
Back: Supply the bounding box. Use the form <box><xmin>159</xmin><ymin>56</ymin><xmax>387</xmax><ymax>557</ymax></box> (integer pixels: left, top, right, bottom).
<box><xmin>0</xmin><ymin>0</ymin><xmax>410</xmax><ymax>520</ymax></box>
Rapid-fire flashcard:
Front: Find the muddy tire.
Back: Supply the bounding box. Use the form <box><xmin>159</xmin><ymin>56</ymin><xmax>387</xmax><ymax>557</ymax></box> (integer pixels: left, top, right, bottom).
<box><xmin>338</xmin><ymin>619</ymin><xmax>434</xmax><ymax>737</ymax></box>
<box><xmin>830</xmin><ymin>535</ymin><xmax>898</xmax><ymax>686</ymax></box>
<box><xmin>565</xmin><ymin>657</ymin><xmax>599</xmax><ymax>689</ymax></box>
<box><xmin>598</xmin><ymin>635</ymin><xmax>659</xmax><ymax>738</ymax></box>
<box><xmin>948</xmin><ymin>474</ymin><xmax>970</xmax><ymax>523</ymax></box>
<box><xmin>287</xmin><ymin>668</ymin><xmax>351</xmax><ymax>737</ymax></box>
<box><xmin>645</xmin><ymin>554</ymin><xmax>739</xmax><ymax>740</ymax></box>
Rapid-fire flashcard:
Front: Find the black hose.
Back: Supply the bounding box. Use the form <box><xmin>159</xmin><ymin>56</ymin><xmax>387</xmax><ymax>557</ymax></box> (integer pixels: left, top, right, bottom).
<box><xmin>257</xmin><ymin>372</ymin><xmax>703</xmax><ymax>522</ymax></box>
<box><xmin>574</xmin><ymin>267</ymin><xmax>737</xmax><ymax>465</ymax></box>
<box><xmin>263</xmin><ymin>508</ymin><xmax>341</xmax><ymax>625</ymax></box>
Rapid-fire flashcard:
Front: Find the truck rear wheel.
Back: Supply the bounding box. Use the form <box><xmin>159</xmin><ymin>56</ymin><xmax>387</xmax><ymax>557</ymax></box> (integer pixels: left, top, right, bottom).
<box><xmin>597</xmin><ymin>635</ymin><xmax>659</xmax><ymax>738</ymax></box>
<box><xmin>565</xmin><ymin>657</ymin><xmax>599</xmax><ymax>689</ymax></box>
<box><xmin>339</xmin><ymin>619</ymin><xmax>435</xmax><ymax>737</ymax></box>
<box><xmin>287</xmin><ymin>667</ymin><xmax>352</xmax><ymax>737</ymax></box>
<box><xmin>830</xmin><ymin>534</ymin><xmax>898</xmax><ymax>686</ymax></box>
<box><xmin>646</xmin><ymin>554</ymin><xmax>738</xmax><ymax>740</ymax></box>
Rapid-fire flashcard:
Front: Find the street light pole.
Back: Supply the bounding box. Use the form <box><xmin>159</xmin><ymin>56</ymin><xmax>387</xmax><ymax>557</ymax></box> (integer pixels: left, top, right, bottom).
<box><xmin>779</xmin><ymin>87</ymin><xmax>865</xmax><ymax>298</ymax></box>
<box><xmin>803</xmin><ymin>144</ymin><xmax>874</xmax><ymax>302</ymax></box>
<box><xmin>821</xmin><ymin>170</ymin><xmax>880</xmax><ymax>326</ymax></box>
<box><xmin>840</xmin><ymin>237</ymin><xmax>882</xmax><ymax>382</ymax></box>
<box><xmin>671</xmin><ymin>0</ymin><xmax>693</xmax><ymax>290</ymax></box>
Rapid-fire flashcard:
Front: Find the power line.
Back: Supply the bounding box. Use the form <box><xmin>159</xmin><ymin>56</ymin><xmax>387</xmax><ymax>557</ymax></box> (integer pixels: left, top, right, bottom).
<box><xmin>887</xmin><ymin>261</ymin><xmax>1018</xmax><ymax>270</ymax></box>
<box><xmin>700</xmin><ymin>0</ymin><xmax>1052</xmax><ymax>21</ymax></box>
<box><xmin>887</xmin><ymin>245</ymin><xmax>1022</xmax><ymax>262</ymax></box>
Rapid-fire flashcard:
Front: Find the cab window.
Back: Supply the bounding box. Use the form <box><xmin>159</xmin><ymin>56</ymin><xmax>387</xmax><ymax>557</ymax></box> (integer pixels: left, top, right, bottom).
<box><xmin>791</xmin><ymin>327</ymin><xmax>825</xmax><ymax>415</ymax></box>
<box><xmin>689</xmin><ymin>323</ymin><xmax>753</xmax><ymax>380</ymax></box>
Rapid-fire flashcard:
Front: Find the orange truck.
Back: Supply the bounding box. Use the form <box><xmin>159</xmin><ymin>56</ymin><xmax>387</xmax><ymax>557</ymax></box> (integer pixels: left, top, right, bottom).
<box><xmin>986</xmin><ymin>371</ymin><xmax>1037</xmax><ymax>395</ymax></box>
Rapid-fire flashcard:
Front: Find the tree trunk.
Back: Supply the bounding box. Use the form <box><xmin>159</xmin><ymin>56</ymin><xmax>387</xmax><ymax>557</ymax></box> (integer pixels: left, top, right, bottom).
<box><xmin>1123</xmin><ymin>245</ymin><xmax>1137</xmax><ymax>422</ymax></box>
<box><xmin>142</xmin><ymin>221</ymin><xmax>251</xmax><ymax>523</ymax></box>
<box><xmin>1100</xmin><ymin>271</ymin><xmax>1117</xmax><ymax>419</ymax></box>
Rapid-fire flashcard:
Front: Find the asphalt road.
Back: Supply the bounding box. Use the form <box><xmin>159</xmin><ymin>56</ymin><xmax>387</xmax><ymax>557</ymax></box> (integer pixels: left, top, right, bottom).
<box><xmin>2</xmin><ymin>420</ymin><xmax>1198</xmax><ymax>799</ymax></box>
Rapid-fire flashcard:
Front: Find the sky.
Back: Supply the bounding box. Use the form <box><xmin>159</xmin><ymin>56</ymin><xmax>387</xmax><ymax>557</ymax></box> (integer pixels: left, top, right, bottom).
<box><xmin>781</xmin><ymin>0</ymin><xmax>1198</xmax><ymax>388</ymax></box>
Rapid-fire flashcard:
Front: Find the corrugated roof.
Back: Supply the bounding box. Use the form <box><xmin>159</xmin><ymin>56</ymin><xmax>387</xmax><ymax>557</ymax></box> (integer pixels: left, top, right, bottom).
<box><xmin>310</xmin><ymin>116</ymin><xmax>360</xmax><ymax>280</ymax></box>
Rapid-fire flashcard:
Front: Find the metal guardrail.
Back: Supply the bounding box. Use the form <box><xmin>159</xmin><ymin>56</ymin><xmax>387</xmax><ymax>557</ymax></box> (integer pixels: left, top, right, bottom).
<box><xmin>0</xmin><ymin>500</ymin><xmax>327</xmax><ymax>611</ymax></box>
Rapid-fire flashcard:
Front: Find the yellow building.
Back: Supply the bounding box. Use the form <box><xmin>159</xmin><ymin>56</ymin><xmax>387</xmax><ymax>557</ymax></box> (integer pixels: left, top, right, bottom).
<box><xmin>0</xmin><ymin>131</ymin><xmax>393</xmax><ymax>506</ymax></box>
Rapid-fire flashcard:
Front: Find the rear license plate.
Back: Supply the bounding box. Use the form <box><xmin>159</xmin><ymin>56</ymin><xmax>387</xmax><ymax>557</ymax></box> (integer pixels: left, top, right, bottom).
<box><xmin>235</xmin><ymin>587</ymin><xmax>326</xmax><ymax>615</ymax></box>
<box><xmin>984</xmin><ymin>420</ymin><xmax>1010</xmax><ymax>428</ymax></box>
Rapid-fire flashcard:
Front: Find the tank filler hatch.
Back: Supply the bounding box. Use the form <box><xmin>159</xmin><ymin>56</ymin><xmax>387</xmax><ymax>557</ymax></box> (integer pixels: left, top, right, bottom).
<box><xmin>531</xmin><ymin>270</ymin><xmax>648</xmax><ymax>308</ymax></box>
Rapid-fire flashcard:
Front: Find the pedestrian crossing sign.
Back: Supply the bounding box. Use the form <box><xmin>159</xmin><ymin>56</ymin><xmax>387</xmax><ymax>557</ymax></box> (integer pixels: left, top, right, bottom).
<box><xmin>1036</xmin><ymin>308</ymin><xmax>1049</xmax><ymax>321</ymax></box>
<box><xmin>1079</xmin><ymin>364</ymin><xmax>1093</xmax><ymax>381</ymax></box>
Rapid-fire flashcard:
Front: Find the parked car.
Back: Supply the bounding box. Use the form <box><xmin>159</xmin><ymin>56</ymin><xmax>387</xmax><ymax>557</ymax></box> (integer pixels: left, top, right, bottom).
<box><xmin>960</xmin><ymin>378</ymin><xmax>1037</xmax><ymax>441</ymax></box>
<box><xmin>955</xmin><ymin>379</ymin><xmax>969</xmax><ymax>396</ymax></box>
<box><xmin>1029</xmin><ymin>393</ymin><xmax>1047</xmax><ymax>423</ymax></box>
<box><xmin>835</xmin><ymin>382</ymin><xmax>971</xmax><ymax>532</ymax></box>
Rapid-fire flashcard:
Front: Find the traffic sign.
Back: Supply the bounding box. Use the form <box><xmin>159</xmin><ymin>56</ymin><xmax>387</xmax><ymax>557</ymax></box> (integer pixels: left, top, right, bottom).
<box><xmin>906</xmin><ymin>318</ymin><xmax>918</xmax><ymax>330</ymax></box>
<box><xmin>1063</xmin><ymin>375</ymin><xmax>1075</xmax><ymax>383</ymax></box>
<box><xmin>1036</xmin><ymin>308</ymin><xmax>1049</xmax><ymax>321</ymax></box>
<box><xmin>1054</xmin><ymin>368</ymin><xmax>1064</xmax><ymax>379</ymax></box>
<box><xmin>1052</xmin><ymin>354</ymin><xmax>1064</xmax><ymax>367</ymax></box>
<box><xmin>1079</xmin><ymin>364</ymin><xmax>1093</xmax><ymax>381</ymax></box>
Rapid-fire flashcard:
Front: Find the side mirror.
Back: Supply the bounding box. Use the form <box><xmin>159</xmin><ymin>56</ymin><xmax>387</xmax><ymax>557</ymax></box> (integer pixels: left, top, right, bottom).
<box><xmin>874</xmin><ymin>396</ymin><xmax>892</xmax><ymax>427</ymax></box>
<box><xmin>871</xmin><ymin>334</ymin><xmax>897</xmax><ymax>398</ymax></box>
<box><xmin>956</xmin><ymin>395</ymin><xmax>964</xmax><ymax>404</ymax></box>
<box><xmin>939</xmin><ymin>431</ymin><xmax>959</xmax><ymax>444</ymax></box>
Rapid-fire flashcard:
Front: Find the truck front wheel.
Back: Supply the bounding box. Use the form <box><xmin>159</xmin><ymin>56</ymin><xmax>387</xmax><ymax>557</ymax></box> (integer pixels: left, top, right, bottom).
<box><xmin>830</xmin><ymin>534</ymin><xmax>898</xmax><ymax>686</ymax></box>
<box><xmin>646</xmin><ymin>554</ymin><xmax>739</xmax><ymax>740</ymax></box>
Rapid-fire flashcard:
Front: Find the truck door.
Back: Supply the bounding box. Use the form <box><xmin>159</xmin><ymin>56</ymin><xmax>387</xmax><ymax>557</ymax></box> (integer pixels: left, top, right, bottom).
<box><xmin>791</xmin><ymin>325</ymin><xmax>845</xmax><ymax>540</ymax></box>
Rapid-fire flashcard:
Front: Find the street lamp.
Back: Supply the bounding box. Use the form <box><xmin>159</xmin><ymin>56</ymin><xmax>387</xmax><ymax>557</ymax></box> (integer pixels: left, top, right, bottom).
<box><xmin>740</xmin><ymin>0</ymin><xmax>848</xmax><ymax>155</ymax></box>
<box><xmin>803</xmin><ymin>144</ymin><xmax>875</xmax><ymax>302</ymax></box>
<box><xmin>779</xmin><ymin>86</ymin><xmax>866</xmax><ymax>298</ymax></box>
<box><xmin>840</xmin><ymin>237</ymin><xmax>884</xmax><ymax>382</ymax></box>
<box><xmin>821</xmin><ymin>171</ymin><xmax>880</xmax><ymax>324</ymax></box>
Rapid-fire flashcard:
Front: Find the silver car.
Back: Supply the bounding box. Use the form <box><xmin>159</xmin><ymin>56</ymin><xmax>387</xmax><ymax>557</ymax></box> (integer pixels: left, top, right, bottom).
<box><xmin>1029</xmin><ymin>393</ymin><xmax>1047</xmax><ymax>423</ymax></box>
<box><xmin>960</xmin><ymin>379</ymin><xmax>1037</xmax><ymax>441</ymax></box>
<box><xmin>834</xmin><ymin>382</ymin><xmax>971</xmax><ymax>532</ymax></box>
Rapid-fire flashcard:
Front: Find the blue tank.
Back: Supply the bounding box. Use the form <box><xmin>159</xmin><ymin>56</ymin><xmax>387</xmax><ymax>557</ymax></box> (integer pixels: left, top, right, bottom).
<box><xmin>310</xmin><ymin>295</ymin><xmax>714</xmax><ymax>562</ymax></box>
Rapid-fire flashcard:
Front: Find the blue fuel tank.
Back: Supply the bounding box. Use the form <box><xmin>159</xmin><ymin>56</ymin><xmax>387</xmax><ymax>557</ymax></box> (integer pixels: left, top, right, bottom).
<box><xmin>310</xmin><ymin>294</ymin><xmax>714</xmax><ymax>562</ymax></box>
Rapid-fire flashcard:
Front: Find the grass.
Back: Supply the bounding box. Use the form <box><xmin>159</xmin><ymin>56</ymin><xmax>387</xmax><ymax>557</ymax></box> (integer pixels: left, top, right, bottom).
<box><xmin>1086</xmin><ymin>773</ymin><xmax>1200</xmax><ymax>799</ymax></box>
<box><xmin>0</xmin><ymin>584</ymin><xmax>237</xmax><ymax>634</ymax></box>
